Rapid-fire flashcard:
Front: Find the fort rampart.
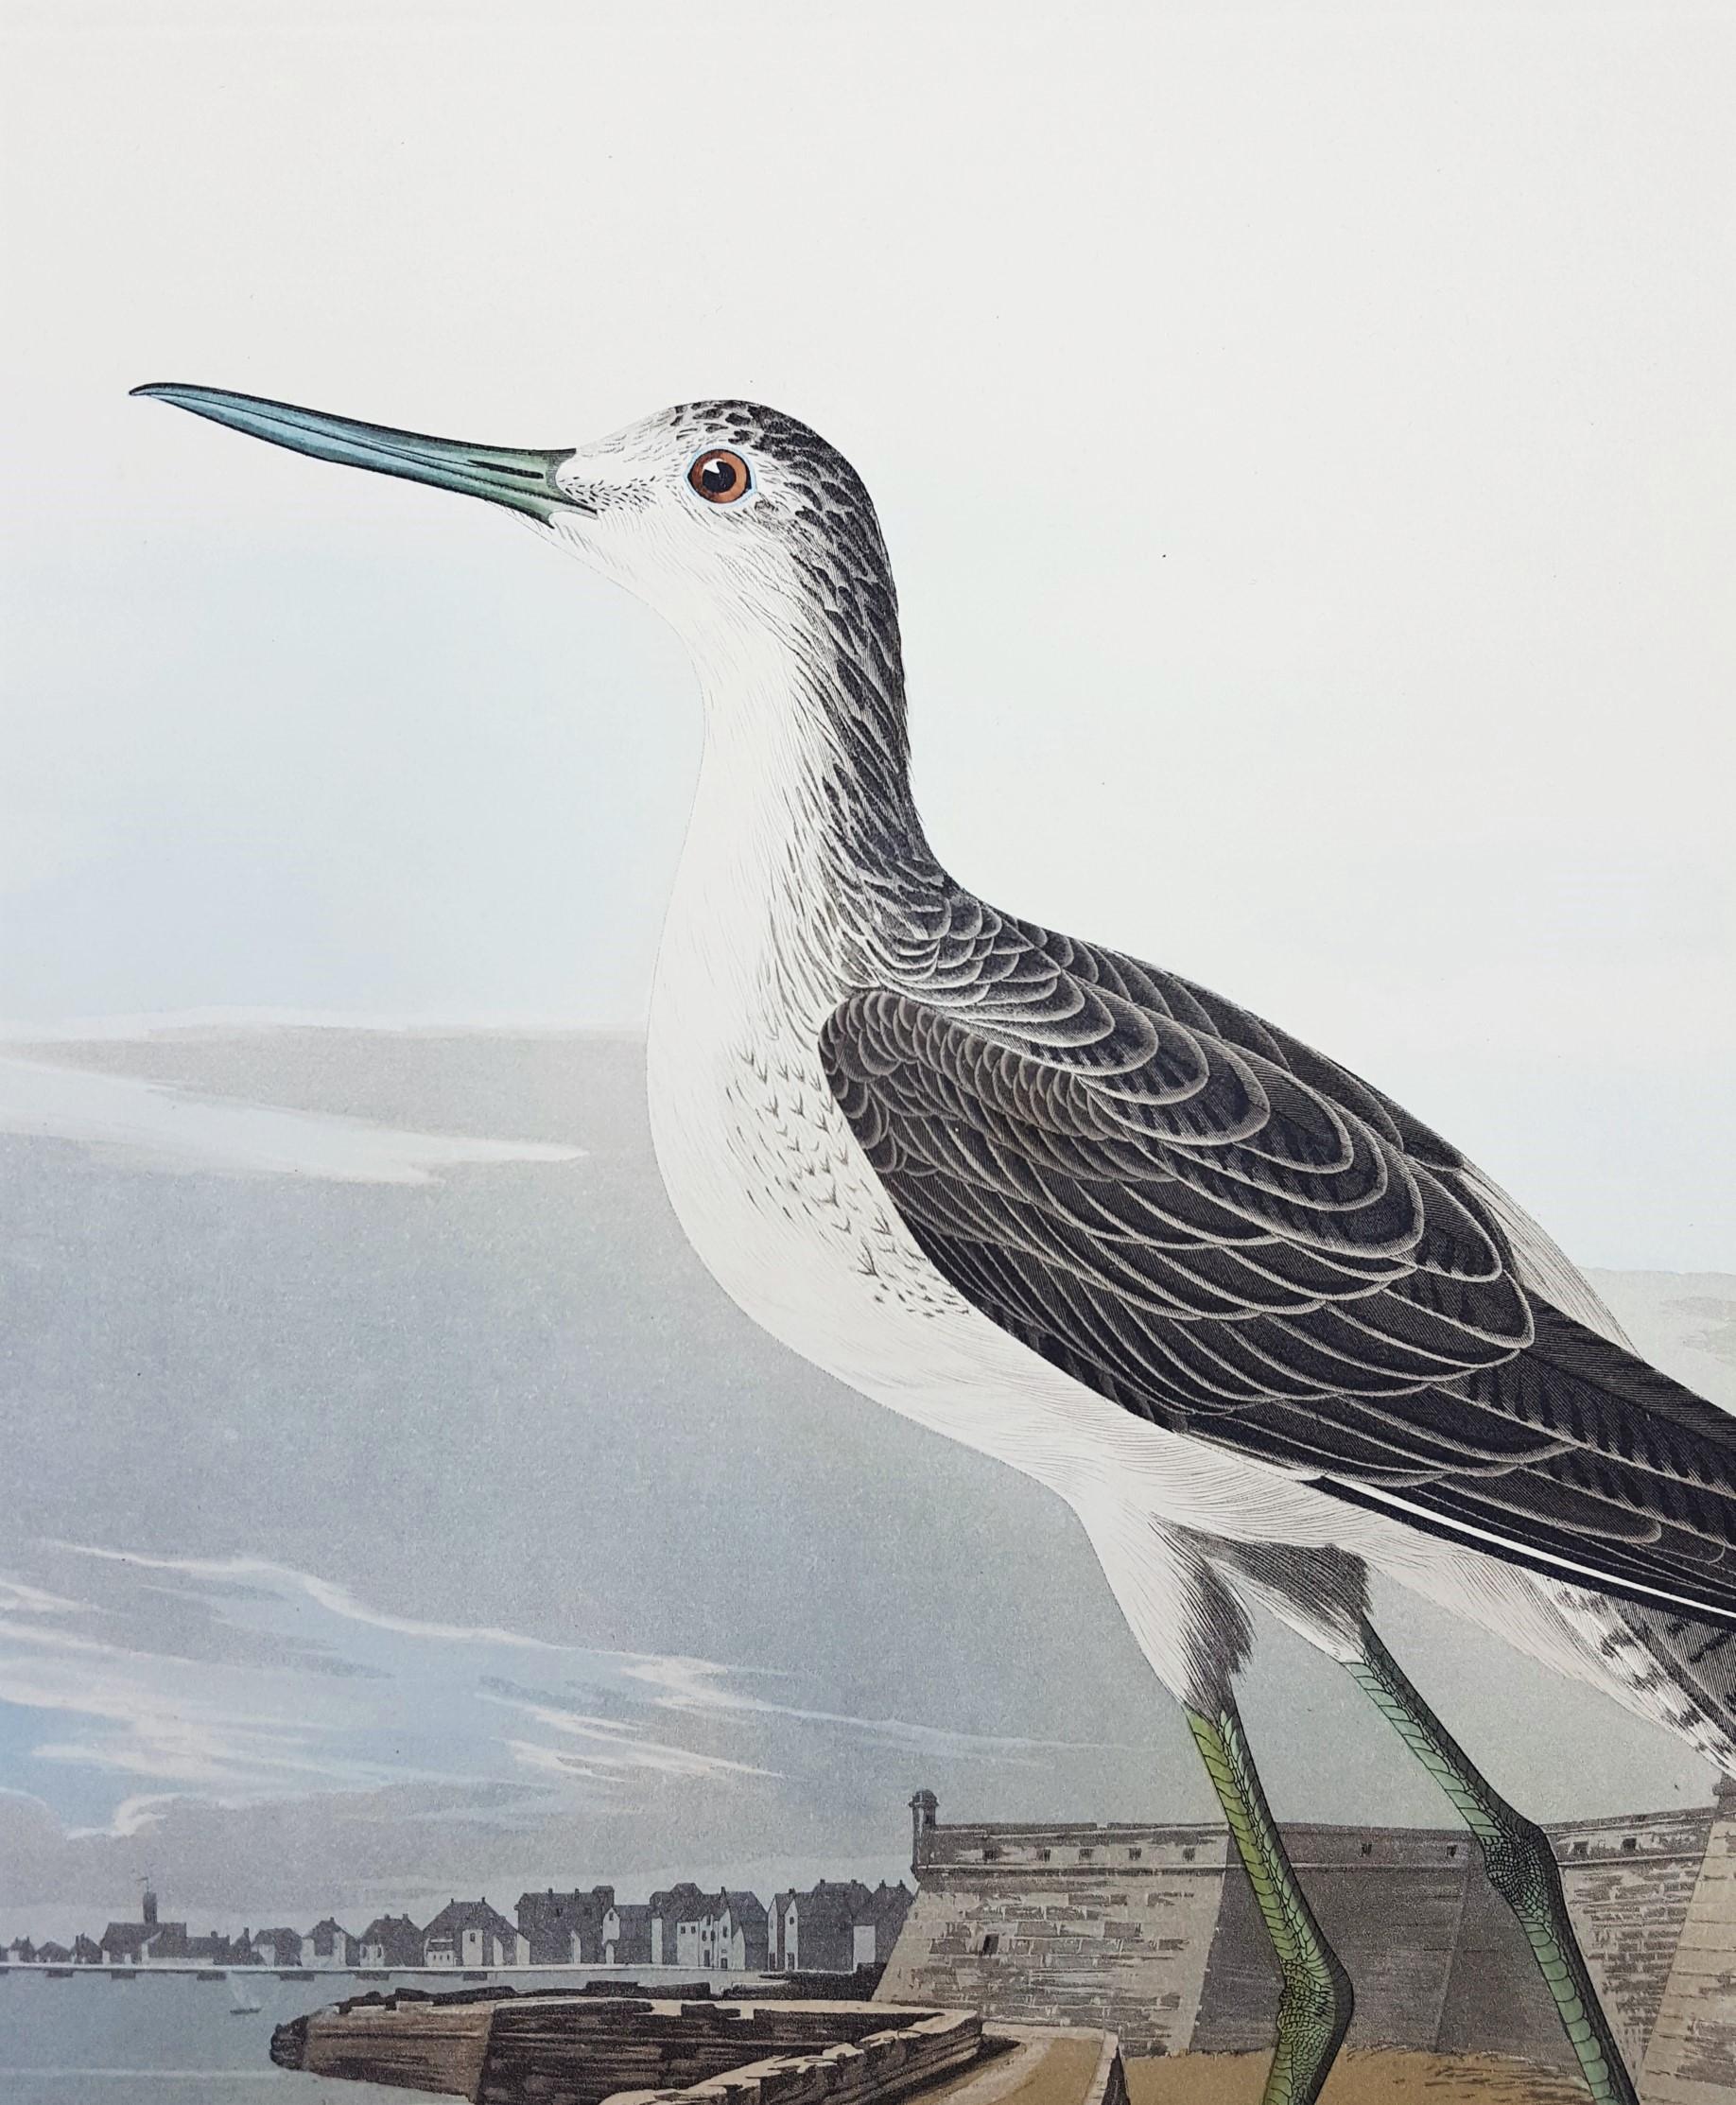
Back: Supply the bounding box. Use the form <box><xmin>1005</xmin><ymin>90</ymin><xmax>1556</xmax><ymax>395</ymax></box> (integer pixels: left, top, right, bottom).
<box><xmin>877</xmin><ymin>1783</ymin><xmax>1736</xmax><ymax>2101</ymax></box>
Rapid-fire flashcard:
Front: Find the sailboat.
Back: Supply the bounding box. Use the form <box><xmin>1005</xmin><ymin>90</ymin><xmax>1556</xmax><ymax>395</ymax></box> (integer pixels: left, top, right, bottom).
<box><xmin>230</xmin><ymin>1980</ymin><xmax>264</xmax><ymax>2015</ymax></box>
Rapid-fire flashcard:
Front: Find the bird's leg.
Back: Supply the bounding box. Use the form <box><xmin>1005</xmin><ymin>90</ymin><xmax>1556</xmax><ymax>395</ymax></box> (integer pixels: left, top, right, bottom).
<box><xmin>1347</xmin><ymin>1618</ymin><xmax>1638</xmax><ymax>2105</ymax></box>
<box><xmin>1185</xmin><ymin>1696</ymin><xmax>1354</xmax><ymax>2105</ymax></box>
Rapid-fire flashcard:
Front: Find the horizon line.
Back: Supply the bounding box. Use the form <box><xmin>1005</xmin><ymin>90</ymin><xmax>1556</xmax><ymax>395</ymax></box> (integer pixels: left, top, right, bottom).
<box><xmin>0</xmin><ymin>1007</ymin><xmax>647</xmax><ymax>1044</ymax></box>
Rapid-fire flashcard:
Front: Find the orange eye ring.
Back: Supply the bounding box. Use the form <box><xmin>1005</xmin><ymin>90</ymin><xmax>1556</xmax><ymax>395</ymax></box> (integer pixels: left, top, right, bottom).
<box><xmin>688</xmin><ymin>448</ymin><xmax>753</xmax><ymax>504</ymax></box>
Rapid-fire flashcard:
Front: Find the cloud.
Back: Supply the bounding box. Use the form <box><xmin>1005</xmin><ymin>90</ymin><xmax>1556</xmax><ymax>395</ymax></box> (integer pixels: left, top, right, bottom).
<box><xmin>54</xmin><ymin>1545</ymin><xmax>576</xmax><ymax>1649</ymax></box>
<box><xmin>479</xmin><ymin>1694</ymin><xmax>778</xmax><ymax>1783</ymax></box>
<box><xmin>7</xmin><ymin>1547</ymin><xmax>798</xmax><ymax>1829</ymax></box>
<box><xmin>68</xmin><ymin>1792</ymin><xmax>181</xmax><ymax>1842</ymax></box>
<box><xmin>0</xmin><ymin>1576</ymin><xmax>86</xmax><ymax>1617</ymax></box>
<box><xmin>0</xmin><ymin>1054</ymin><xmax>583</xmax><ymax>1184</ymax></box>
<box><xmin>0</xmin><ymin>1618</ymin><xmax>385</xmax><ymax>1798</ymax></box>
<box><xmin>620</xmin><ymin>1653</ymin><xmax>1128</xmax><ymax>1765</ymax></box>
<box><xmin>0</xmin><ymin>1554</ymin><xmax>552</xmax><ymax>1812</ymax></box>
<box><xmin>617</xmin><ymin>1656</ymin><xmax>768</xmax><ymax>1711</ymax></box>
<box><xmin>0</xmin><ymin>1540</ymin><xmax>1131</xmax><ymax>1925</ymax></box>
<box><xmin>3</xmin><ymin>1540</ymin><xmax>1113</xmax><ymax>1879</ymax></box>
<box><xmin>59</xmin><ymin>1550</ymin><xmax>1095</xmax><ymax>1772</ymax></box>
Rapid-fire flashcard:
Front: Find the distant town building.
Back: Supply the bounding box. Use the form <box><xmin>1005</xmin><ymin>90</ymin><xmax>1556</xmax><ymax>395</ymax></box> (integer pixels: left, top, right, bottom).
<box><xmin>854</xmin><ymin>1882</ymin><xmax>914</xmax><ymax>1966</ymax></box>
<box><xmin>8</xmin><ymin>1867</ymin><xmax>904</xmax><ymax>1984</ymax></box>
<box><xmin>100</xmin><ymin>1886</ymin><xmax>191</xmax><ymax>1966</ymax></box>
<box><xmin>515</xmin><ymin>1886</ymin><xmax>616</xmax><ymax>1966</ymax></box>
<box><xmin>422</xmin><ymin>1899</ymin><xmax>517</xmax><ymax>1970</ymax></box>
<box><xmin>768</xmin><ymin>1880</ymin><xmax>910</xmax><ymax>1973</ymax></box>
<box><xmin>306</xmin><ymin>1918</ymin><xmax>359</xmax><ymax>1969</ymax></box>
<box><xmin>710</xmin><ymin>1891</ymin><xmax>770</xmax><ymax>1972</ymax></box>
<box><xmin>648</xmin><ymin>1882</ymin><xmax>712</xmax><ymax>1969</ymax></box>
<box><xmin>601</xmin><ymin>1901</ymin><xmax>651</xmax><ymax>1965</ymax></box>
<box><xmin>643</xmin><ymin>1886</ymin><xmax>772</xmax><ymax>1971</ymax></box>
<box><xmin>357</xmin><ymin>1915</ymin><xmax>425</xmax><ymax>1970</ymax></box>
<box><xmin>188</xmin><ymin>1930</ymin><xmax>252</xmax><ymax>1967</ymax></box>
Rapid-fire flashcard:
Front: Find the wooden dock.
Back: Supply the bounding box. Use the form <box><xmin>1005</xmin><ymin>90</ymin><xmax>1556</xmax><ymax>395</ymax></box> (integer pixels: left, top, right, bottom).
<box><xmin>269</xmin><ymin>1989</ymin><xmax>1124</xmax><ymax>2105</ymax></box>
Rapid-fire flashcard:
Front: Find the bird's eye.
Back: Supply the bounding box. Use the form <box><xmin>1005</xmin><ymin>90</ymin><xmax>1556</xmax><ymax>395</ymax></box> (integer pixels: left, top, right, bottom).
<box><xmin>688</xmin><ymin>449</ymin><xmax>753</xmax><ymax>504</ymax></box>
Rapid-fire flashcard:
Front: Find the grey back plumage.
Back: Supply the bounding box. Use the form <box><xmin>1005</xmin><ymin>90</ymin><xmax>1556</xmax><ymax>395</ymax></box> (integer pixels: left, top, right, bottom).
<box><xmin>819</xmin><ymin>912</ymin><xmax>1736</xmax><ymax>1624</ymax></box>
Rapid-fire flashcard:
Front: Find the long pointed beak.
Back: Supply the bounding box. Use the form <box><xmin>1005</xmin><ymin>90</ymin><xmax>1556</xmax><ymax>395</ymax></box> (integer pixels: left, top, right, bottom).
<box><xmin>130</xmin><ymin>384</ymin><xmax>583</xmax><ymax>522</ymax></box>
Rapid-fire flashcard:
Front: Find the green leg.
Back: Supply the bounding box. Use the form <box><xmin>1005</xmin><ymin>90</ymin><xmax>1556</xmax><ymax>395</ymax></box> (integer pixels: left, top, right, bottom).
<box><xmin>1348</xmin><ymin>1620</ymin><xmax>1637</xmax><ymax>2105</ymax></box>
<box><xmin>1186</xmin><ymin>1697</ymin><xmax>1355</xmax><ymax>2105</ymax></box>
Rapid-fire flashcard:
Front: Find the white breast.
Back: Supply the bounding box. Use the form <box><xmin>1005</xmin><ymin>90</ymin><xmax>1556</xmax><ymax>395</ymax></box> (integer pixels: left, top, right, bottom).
<box><xmin>641</xmin><ymin>722</ymin><xmax>1344</xmax><ymax>1538</ymax></box>
<box><xmin>637</xmin><ymin>689</ymin><xmax>1705</xmax><ymax>1732</ymax></box>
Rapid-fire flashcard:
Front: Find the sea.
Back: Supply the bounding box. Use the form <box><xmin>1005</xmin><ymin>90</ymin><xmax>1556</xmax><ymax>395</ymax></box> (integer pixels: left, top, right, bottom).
<box><xmin>0</xmin><ymin>1965</ymin><xmax>707</xmax><ymax>2105</ymax></box>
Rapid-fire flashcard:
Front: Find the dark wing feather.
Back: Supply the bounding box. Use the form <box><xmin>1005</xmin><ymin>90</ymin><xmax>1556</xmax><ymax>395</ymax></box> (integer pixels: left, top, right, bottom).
<box><xmin>821</xmin><ymin>948</ymin><xmax>1736</xmax><ymax>1623</ymax></box>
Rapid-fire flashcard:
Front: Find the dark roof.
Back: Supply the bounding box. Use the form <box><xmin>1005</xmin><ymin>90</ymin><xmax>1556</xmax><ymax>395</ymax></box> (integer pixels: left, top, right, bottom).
<box><xmin>647</xmin><ymin>1882</ymin><xmax>710</xmax><ymax>1918</ymax></box>
<box><xmin>359</xmin><ymin>1915</ymin><xmax>423</xmax><ymax>1941</ymax></box>
<box><xmin>609</xmin><ymin>1903</ymin><xmax>651</xmax><ymax>1928</ymax></box>
<box><xmin>423</xmin><ymin>1899</ymin><xmax>517</xmax><ymax>1943</ymax></box>
<box><xmin>308</xmin><ymin>1918</ymin><xmax>355</xmax><ymax>1939</ymax></box>
<box><xmin>787</xmin><ymin>1880</ymin><xmax>875</xmax><ymax>1933</ymax></box>
<box><xmin>720</xmin><ymin>1890</ymin><xmax>767</xmax><ymax>1924</ymax></box>
<box><xmin>516</xmin><ymin>1887</ymin><xmax>614</xmax><ymax>1928</ymax></box>
<box><xmin>98</xmin><ymin>1918</ymin><xmax>186</xmax><ymax>1955</ymax></box>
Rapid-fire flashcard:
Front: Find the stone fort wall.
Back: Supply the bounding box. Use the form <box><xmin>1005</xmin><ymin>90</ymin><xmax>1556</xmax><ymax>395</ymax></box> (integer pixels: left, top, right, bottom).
<box><xmin>877</xmin><ymin>1786</ymin><xmax>1736</xmax><ymax>2098</ymax></box>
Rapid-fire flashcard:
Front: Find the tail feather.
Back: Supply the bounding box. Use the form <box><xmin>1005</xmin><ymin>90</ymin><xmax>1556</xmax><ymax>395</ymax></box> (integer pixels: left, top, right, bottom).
<box><xmin>1562</xmin><ymin>1591</ymin><xmax>1736</xmax><ymax>1775</ymax></box>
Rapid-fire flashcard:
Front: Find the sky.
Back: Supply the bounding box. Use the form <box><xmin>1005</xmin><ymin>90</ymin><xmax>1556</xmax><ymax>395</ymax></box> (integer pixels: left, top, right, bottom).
<box><xmin>1</xmin><ymin>1</ymin><xmax>1734</xmax><ymax>1939</ymax></box>
<box><xmin>1</xmin><ymin>1</ymin><xmax>1731</xmax><ymax>1268</ymax></box>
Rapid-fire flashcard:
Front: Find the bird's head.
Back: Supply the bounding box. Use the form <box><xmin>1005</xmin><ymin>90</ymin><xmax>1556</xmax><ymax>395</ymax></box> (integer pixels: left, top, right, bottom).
<box><xmin>130</xmin><ymin>386</ymin><xmax>904</xmax><ymax>719</ymax></box>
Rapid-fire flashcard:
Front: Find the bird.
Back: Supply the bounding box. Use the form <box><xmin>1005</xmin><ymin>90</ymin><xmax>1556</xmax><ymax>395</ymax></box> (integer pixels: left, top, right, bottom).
<box><xmin>134</xmin><ymin>381</ymin><xmax>1736</xmax><ymax>2105</ymax></box>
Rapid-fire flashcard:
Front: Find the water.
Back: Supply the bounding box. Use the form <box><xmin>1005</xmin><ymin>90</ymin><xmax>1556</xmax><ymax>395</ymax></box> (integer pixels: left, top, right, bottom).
<box><xmin>0</xmin><ymin>1966</ymin><xmax>712</xmax><ymax>2105</ymax></box>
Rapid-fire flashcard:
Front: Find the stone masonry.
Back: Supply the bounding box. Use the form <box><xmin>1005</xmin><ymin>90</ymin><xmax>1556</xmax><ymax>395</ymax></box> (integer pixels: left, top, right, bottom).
<box><xmin>877</xmin><ymin>1787</ymin><xmax>1736</xmax><ymax>2093</ymax></box>
<box><xmin>1640</xmin><ymin>1778</ymin><xmax>1736</xmax><ymax>2104</ymax></box>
